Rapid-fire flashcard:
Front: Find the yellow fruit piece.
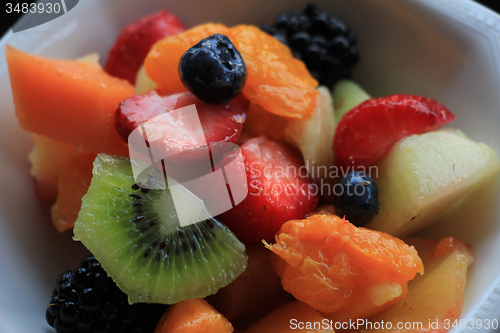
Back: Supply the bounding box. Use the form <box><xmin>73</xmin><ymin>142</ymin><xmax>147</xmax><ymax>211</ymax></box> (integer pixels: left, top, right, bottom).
<box><xmin>75</xmin><ymin>53</ymin><xmax>101</xmax><ymax>68</ymax></box>
<box><xmin>29</xmin><ymin>135</ymin><xmax>78</xmax><ymax>202</ymax></box>
<box><xmin>361</xmin><ymin>237</ymin><xmax>474</xmax><ymax>333</ymax></box>
<box><xmin>284</xmin><ymin>86</ymin><xmax>336</xmax><ymax>184</ymax></box>
<box><xmin>135</xmin><ymin>64</ymin><xmax>157</xmax><ymax>94</ymax></box>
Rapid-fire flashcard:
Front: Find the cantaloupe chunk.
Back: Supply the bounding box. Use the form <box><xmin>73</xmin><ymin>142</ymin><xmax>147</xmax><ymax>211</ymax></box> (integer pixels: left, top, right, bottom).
<box><xmin>153</xmin><ymin>298</ymin><xmax>233</xmax><ymax>333</ymax></box>
<box><xmin>6</xmin><ymin>46</ymin><xmax>134</xmax><ymax>156</ymax></box>
<box><xmin>51</xmin><ymin>151</ymin><xmax>96</xmax><ymax>232</ymax></box>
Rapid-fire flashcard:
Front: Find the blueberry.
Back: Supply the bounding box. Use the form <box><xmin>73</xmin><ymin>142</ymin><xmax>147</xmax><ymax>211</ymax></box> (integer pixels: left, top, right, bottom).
<box><xmin>179</xmin><ymin>33</ymin><xmax>247</xmax><ymax>104</ymax></box>
<box><xmin>334</xmin><ymin>170</ymin><xmax>380</xmax><ymax>226</ymax></box>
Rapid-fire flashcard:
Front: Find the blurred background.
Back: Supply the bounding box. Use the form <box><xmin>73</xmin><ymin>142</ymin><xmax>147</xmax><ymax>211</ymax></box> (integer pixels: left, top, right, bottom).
<box><xmin>1</xmin><ymin>0</ymin><xmax>500</xmax><ymax>36</ymax></box>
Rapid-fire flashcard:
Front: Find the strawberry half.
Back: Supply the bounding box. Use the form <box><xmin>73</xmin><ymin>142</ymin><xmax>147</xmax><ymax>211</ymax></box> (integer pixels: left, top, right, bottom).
<box><xmin>333</xmin><ymin>94</ymin><xmax>455</xmax><ymax>169</ymax></box>
<box><xmin>218</xmin><ymin>136</ymin><xmax>319</xmax><ymax>244</ymax></box>
<box><xmin>115</xmin><ymin>90</ymin><xmax>249</xmax><ymax>167</ymax></box>
<box><xmin>105</xmin><ymin>10</ymin><xmax>185</xmax><ymax>84</ymax></box>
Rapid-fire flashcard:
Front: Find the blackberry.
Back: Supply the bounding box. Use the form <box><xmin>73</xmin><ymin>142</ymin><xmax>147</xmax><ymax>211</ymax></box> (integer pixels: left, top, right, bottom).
<box><xmin>179</xmin><ymin>33</ymin><xmax>247</xmax><ymax>104</ymax></box>
<box><xmin>261</xmin><ymin>3</ymin><xmax>359</xmax><ymax>88</ymax></box>
<box><xmin>46</xmin><ymin>255</ymin><xmax>168</xmax><ymax>333</ymax></box>
<box><xmin>333</xmin><ymin>170</ymin><xmax>380</xmax><ymax>226</ymax></box>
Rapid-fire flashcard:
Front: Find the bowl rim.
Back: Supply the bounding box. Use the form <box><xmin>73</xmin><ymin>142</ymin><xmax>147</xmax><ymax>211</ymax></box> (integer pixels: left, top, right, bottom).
<box><xmin>1</xmin><ymin>0</ymin><xmax>500</xmax><ymax>332</ymax></box>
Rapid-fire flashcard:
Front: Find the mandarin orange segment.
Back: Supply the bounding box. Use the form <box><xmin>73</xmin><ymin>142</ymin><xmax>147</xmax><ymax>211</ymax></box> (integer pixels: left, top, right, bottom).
<box><xmin>145</xmin><ymin>23</ymin><xmax>231</xmax><ymax>95</ymax></box>
<box><xmin>231</xmin><ymin>25</ymin><xmax>318</xmax><ymax>119</ymax></box>
<box><xmin>144</xmin><ymin>24</ymin><xmax>318</xmax><ymax>119</ymax></box>
<box><xmin>153</xmin><ymin>298</ymin><xmax>233</xmax><ymax>333</ymax></box>
<box><xmin>266</xmin><ymin>213</ymin><xmax>423</xmax><ymax>314</ymax></box>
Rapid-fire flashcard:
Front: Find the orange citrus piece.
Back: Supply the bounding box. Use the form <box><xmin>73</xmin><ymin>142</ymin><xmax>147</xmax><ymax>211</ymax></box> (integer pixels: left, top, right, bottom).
<box><xmin>145</xmin><ymin>23</ymin><xmax>231</xmax><ymax>96</ymax></box>
<box><xmin>144</xmin><ymin>24</ymin><xmax>318</xmax><ymax>119</ymax></box>
<box><xmin>266</xmin><ymin>213</ymin><xmax>423</xmax><ymax>314</ymax></box>
<box><xmin>231</xmin><ymin>25</ymin><xmax>318</xmax><ymax>119</ymax></box>
<box><xmin>153</xmin><ymin>298</ymin><xmax>233</xmax><ymax>333</ymax></box>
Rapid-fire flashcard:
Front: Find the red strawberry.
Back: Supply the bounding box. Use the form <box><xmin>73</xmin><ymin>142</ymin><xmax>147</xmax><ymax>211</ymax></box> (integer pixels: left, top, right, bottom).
<box><xmin>218</xmin><ymin>136</ymin><xmax>319</xmax><ymax>244</ymax></box>
<box><xmin>105</xmin><ymin>10</ymin><xmax>185</xmax><ymax>84</ymax></box>
<box><xmin>115</xmin><ymin>90</ymin><xmax>248</xmax><ymax>168</ymax></box>
<box><xmin>333</xmin><ymin>94</ymin><xmax>455</xmax><ymax>169</ymax></box>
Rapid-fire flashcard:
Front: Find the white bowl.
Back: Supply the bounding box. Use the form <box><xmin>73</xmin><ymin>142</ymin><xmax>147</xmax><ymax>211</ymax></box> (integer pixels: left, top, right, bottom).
<box><xmin>0</xmin><ymin>0</ymin><xmax>499</xmax><ymax>332</ymax></box>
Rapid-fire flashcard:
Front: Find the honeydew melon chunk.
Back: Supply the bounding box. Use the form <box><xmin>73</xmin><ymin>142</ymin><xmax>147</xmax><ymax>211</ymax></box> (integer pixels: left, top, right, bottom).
<box><xmin>284</xmin><ymin>86</ymin><xmax>335</xmax><ymax>184</ymax></box>
<box><xmin>366</xmin><ymin>129</ymin><xmax>500</xmax><ymax>236</ymax></box>
<box><xmin>332</xmin><ymin>79</ymin><xmax>371</xmax><ymax>124</ymax></box>
<box><xmin>135</xmin><ymin>64</ymin><xmax>157</xmax><ymax>94</ymax></box>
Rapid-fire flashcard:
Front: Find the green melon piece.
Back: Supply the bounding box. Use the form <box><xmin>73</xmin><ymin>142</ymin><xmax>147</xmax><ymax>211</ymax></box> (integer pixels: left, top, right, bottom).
<box><xmin>332</xmin><ymin>79</ymin><xmax>371</xmax><ymax>124</ymax></box>
<box><xmin>366</xmin><ymin>129</ymin><xmax>500</xmax><ymax>236</ymax></box>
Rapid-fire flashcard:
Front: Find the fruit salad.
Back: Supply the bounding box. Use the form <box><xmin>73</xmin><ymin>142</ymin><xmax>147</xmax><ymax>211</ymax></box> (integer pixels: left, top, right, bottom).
<box><xmin>5</xmin><ymin>3</ymin><xmax>500</xmax><ymax>333</ymax></box>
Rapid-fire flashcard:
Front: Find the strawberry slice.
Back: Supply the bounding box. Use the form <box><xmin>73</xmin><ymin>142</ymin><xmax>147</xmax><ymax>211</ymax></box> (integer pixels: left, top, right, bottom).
<box><xmin>105</xmin><ymin>10</ymin><xmax>185</xmax><ymax>84</ymax></box>
<box><xmin>218</xmin><ymin>136</ymin><xmax>319</xmax><ymax>244</ymax></box>
<box><xmin>115</xmin><ymin>90</ymin><xmax>248</xmax><ymax>167</ymax></box>
<box><xmin>333</xmin><ymin>94</ymin><xmax>455</xmax><ymax>169</ymax></box>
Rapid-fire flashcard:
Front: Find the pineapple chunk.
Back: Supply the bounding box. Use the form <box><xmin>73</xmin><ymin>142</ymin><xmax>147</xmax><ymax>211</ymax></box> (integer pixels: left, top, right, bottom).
<box><xmin>362</xmin><ymin>237</ymin><xmax>474</xmax><ymax>333</ymax></box>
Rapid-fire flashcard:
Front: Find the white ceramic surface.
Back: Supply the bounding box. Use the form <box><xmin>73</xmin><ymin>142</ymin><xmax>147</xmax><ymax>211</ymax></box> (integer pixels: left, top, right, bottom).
<box><xmin>0</xmin><ymin>0</ymin><xmax>499</xmax><ymax>332</ymax></box>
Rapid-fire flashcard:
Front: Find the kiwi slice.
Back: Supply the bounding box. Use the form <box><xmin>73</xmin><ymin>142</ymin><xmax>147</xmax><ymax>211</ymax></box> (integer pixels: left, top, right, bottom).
<box><xmin>332</xmin><ymin>79</ymin><xmax>371</xmax><ymax>124</ymax></box>
<box><xmin>73</xmin><ymin>154</ymin><xmax>248</xmax><ymax>304</ymax></box>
